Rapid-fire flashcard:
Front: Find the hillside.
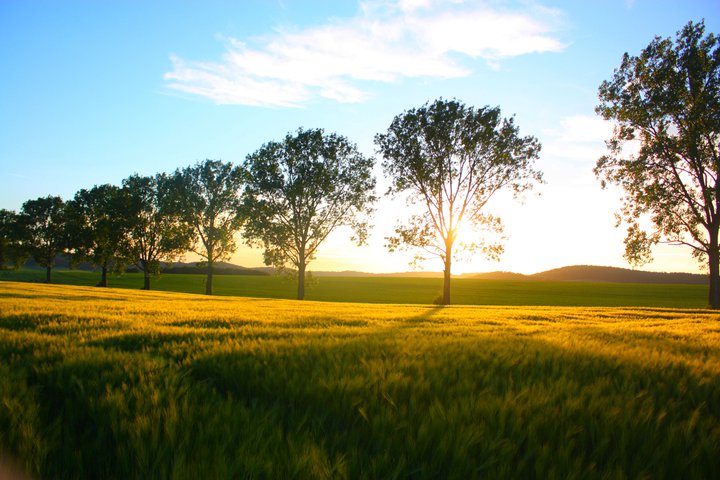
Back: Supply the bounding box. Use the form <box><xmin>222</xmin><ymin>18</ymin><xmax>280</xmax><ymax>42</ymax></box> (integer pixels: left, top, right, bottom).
<box><xmin>474</xmin><ymin>265</ymin><xmax>706</xmax><ymax>285</ymax></box>
<box><xmin>20</xmin><ymin>257</ymin><xmax>706</xmax><ymax>285</ymax></box>
<box><xmin>22</xmin><ymin>257</ymin><xmax>269</xmax><ymax>276</ymax></box>
<box><xmin>162</xmin><ymin>261</ymin><xmax>268</xmax><ymax>276</ymax></box>
<box><xmin>533</xmin><ymin>265</ymin><xmax>706</xmax><ymax>284</ymax></box>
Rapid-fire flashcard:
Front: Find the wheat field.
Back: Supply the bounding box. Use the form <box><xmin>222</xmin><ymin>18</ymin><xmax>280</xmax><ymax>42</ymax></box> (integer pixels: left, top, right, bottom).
<box><xmin>1</xmin><ymin>281</ymin><xmax>719</xmax><ymax>478</ymax></box>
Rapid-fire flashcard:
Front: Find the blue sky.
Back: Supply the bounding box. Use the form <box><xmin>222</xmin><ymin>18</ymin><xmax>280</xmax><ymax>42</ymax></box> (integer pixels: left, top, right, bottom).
<box><xmin>1</xmin><ymin>0</ymin><xmax>717</xmax><ymax>274</ymax></box>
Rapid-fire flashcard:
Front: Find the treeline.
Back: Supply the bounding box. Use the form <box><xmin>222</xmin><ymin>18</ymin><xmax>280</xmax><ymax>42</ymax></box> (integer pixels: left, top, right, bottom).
<box><xmin>1</xmin><ymin>167</ymin><xmax>242</xmax><ymax>293</ymax></box>
<box><xmin>1</xmin><ymin>128</ymin><xmax>377</xmax><ymax>298</ymax></box>
<box><xmin>1</xmin><ymin>99</ymin><xmax>542</xmax><ymax>303</ymax></box>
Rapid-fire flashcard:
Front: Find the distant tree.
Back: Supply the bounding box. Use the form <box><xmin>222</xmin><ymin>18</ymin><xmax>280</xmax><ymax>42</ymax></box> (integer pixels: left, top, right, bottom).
<box><xmin>595</xmin><ymin>21</ymin><xmax>720</xmax><ymax>308</ymax></box>
<box><xmin>243</xmin><ymin>128</ymin><xmax>376</xmax><ymax>300</ymax></box>
<box><xmin>375</xmin><ymin>99</ymin><xmax>542</xmax><ymax>305</ymax></box>
<box><xmin>166</xmin><ymin>159</ymin><xmax>245</xmax><ymax>295</ymax></box>
<box><xmin>65</xmin><ymin>184</ymin><xmax>131</xmax><ymax>287</ymax></box>
<box><xmin>0</xmin><ymin>209</ymin><xmax>27</xmax><ymax>269</ymax></box>
<box><xmin>17</xmin><ymin>196</ymin><xmax>66</xmax><ymax>283</ymax></box>
<box><xmin>121</xmin><ymin>174</ymin><xmax>193</xmax><ymax>290</ymax></box>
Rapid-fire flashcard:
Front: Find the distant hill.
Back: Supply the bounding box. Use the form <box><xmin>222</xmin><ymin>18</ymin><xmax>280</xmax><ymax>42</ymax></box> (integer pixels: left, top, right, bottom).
<box><xmin>474</xmin><ymin>265</ymin><xmax>706</xmax><ymax>285</ymax></box>
<box><xmin>466</xmin><ymin>271</ymin><xmax>529</xmax><ymax>281</ymax></box>
<box><xmin>315</xmin><ymin>271</ymin><xmax>445</xmax><ymax>278</ymax></box>
<box><xmin>162</xmin><ymin>261</ymin><xmax>268</xmax><ymax>276</ymax></box>
<box><xmin>23</xmin><ymin>257</ymin><xmax>268</xmax><ymax>276</ymax></box>
<box><xmin>244</xmin><ymin>268</ymin><xmax>446</xmax><ymax>278</ymax></box>
<box><xmin>533</xmin><ymin>265</ymin><xmax>706</xmax><ymax>284</ymax></box>
<box><xmin>24</xmin><ymin>255</ymin><xmax>95</xmax><ymax>271</ymax></box>
<box><xmin>20</xmin><ymin>256</ymin><xmax>706</xmax><ymax>285</ymax></box>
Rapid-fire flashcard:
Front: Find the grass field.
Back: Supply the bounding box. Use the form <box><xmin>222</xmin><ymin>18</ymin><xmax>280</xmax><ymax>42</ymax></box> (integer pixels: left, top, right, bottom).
<box><xmin>0</xmin><ymin>268</ymin><xmax>708</xmax><ymax>307</ymax></box>
<box><xmin>1</xmin><ymin>281</ymin><xmax>719</xmax><ymax>479</ymax></box>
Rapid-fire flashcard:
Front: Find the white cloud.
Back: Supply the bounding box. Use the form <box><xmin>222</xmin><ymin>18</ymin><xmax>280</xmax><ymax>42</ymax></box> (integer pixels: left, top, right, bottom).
<box><xmin>542</xmin><ymin>115</ymin><xmax>614</xmax><ymax>161</ymax></box>
<box><xmin>164</xmin><ymin>0</ymin><xmax>566</xmax><ymax>107</ymax></box>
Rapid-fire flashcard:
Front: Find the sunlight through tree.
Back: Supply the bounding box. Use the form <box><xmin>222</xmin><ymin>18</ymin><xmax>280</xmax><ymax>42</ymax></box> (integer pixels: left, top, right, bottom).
<box><xmin>376</xmin><ymin>99</ymin><xmax>543</xmax><ymax>305</ymax></box>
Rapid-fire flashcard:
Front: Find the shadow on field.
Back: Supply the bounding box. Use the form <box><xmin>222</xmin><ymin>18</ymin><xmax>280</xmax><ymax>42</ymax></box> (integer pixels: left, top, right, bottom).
<box><xmin>408</xmin><ymin>306</ymin><xmax>446</xmax><ymax>323</ymax></box>
<box><xmin>183</xmin><ymin>331</ymin><xmax>719</xmax><ymax>478</ymax></box>
<box><xmin>0</xmin><ymin>314</ymin><xmax>46</xmax><ymax>331</ymax></box>
<box><xmin>4</xmin><ymin>300</ymin><xmax>719</xmax><ymax>479</ymax></box>
<box><xmin>574</xmin><ymin>326</ymin><xmax>720</xmax><ymax>358</ymax></box>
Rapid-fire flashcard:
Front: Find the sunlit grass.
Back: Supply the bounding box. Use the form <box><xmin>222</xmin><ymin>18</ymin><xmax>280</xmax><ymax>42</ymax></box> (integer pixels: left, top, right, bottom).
<box><xmin>1</xmin><ymin>281</ymin><xmax>719</xmax><ymax>478</ymax></box>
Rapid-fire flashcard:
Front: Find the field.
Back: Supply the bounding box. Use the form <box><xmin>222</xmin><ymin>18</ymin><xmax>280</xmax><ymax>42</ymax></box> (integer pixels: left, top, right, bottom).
<box><xmin>1</xmin><ymin>281</ymin><xmax>719</xmax><ymax>479</ymax></box>
<box><xmin>0</xmin><ymin>268</ymin><xmax>708</xmax><ymax>308</ymax></box>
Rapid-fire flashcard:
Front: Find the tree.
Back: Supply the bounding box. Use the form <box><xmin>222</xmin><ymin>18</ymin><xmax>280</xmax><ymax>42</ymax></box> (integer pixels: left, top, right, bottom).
<box><xmin>595</xmin><ymin>20</ymin><xmax>720</xmax><ymax>308</ymax></box>
<box><xmin>121</xmin><ymin>174</ymin><xmax>193</xmax><ymax>290</ymax></box>
<box><xmin>17</xmin><ymin>196</ymin><xmax>66</xmax><ymax>283</ymax></box>
<box><xmin>243</xmin><ymin>128</ymin><xmax>376</xmax><ymax>300</ymax></box>
<box><xmin>166</xmin><ymin>159</ymin><xmax>245</xmax><ymax>295</ymax></box>
<box><xmin>65</xmin><ymin>184</ymin><xmax>131</xmax><ymax>287</ymax></box>
<box><xmin>0</xmin><ymin>209</ymin><xmax>27</xmax><ymax>269</ymax></box>
<box><xmin>375</xmin><ymin>99</ymin><xmax>542</xmax><ymax>305</ymax></box>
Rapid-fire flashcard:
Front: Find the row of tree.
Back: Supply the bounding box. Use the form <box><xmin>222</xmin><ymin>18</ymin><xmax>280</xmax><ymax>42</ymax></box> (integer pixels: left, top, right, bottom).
<box><xmin>3</xmin><ymin>20</ymin><xmax>718</xmax><ymax>307</ymax></box>
<box><xmin>1</xmin><ymin>100</ymin><xmax>541</xmax><ymax>304</ymax></box>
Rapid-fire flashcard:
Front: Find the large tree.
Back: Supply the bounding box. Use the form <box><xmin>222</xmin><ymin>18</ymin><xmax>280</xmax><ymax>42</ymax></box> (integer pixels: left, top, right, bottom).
<box><xmin>243</xmin><ymin>128</ymin><xmax>376</xmax><ymax>300</ymax></box>
<box><xmin>595</xmin><ymin>21</ymin><xmax>720</xmax><ymax>308</ymax></box>
<box><xmin>0</xmin><ymin>209</ymin><xmax>27</xmax><ymax>269</ymax></box>
<box><xmin>122</xmin><ymin>174</ymin><xmax>193</xmax><ymax>290</ymax></box>
<box><xmin>166</xmin><ymin>159</ymin><xmax>245</xmax><ymax>295</ymax></box>
<box><xmin>17</xmin><ymin>196</ymin><xmax>66</xmax><ymax>283</ymax></box>
<box><xmin>376</xmin><ymin>99</ymin><xmax>542</xmax><ymax>305</ymax></box>
<box><xmin>65</xmin><ymin>184</ymin><xmax>131</xmax><ymax>287</ymax></box>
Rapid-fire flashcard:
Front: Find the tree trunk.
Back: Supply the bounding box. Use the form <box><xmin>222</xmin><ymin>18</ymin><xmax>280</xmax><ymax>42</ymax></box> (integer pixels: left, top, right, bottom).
<box><xmin>140</xmin><ymin>263</ymin><xmax>150</xmax><ymax>290</ymax></box>
<box><xmin>99</xmin><ymin>265</ymin><xmax>108</xmax><ymax>287</ymax></box>
<box><xmin>140</xmin><ymin>260</ymin><xmax>151</xmax><ymax>290</ymax></box>
<box><xmin>45</xmin><ymin>265</ymin><xmax>52</xmax><ymax>284</ymax></box>
<box><xmin>297</xmin><ymin>259</ymin><xmax>306</xmax><ymax>300</ymax></box>
<box><xmin>442</xmin><ymin>245</ymin><xmax>452</xmax><ymax>305</ymax></box>
<box><xmin>709</xmin><ymin>241</ymin><xmax>720</xmax><ymax>309</ymax></box>
<box><xmin>206</xmin><ymin>260</ymin><xmax>213</xmax><ymax>296</ymax></box>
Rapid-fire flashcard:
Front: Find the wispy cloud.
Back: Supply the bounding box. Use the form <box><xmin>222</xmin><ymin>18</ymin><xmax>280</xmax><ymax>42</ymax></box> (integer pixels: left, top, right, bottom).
<box><xmin>542</xmin><ymin>115</ymin><xmax>614</xmax><ymax>161</ymax></box>
<box><xmin>164</xmin><ymin>0</ymin><xmax>566</xmax><ymax>107</ymax></box>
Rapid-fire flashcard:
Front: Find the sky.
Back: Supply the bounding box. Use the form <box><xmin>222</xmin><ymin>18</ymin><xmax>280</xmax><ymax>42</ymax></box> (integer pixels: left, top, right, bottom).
<box><xmin>1</xmin><ymin>0</ymin><xmax>718</xmax><ymax>275</ymax></box>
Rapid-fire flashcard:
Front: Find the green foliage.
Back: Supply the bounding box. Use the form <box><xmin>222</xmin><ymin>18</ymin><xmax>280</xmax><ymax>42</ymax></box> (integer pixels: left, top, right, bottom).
<box><xmin>121</xmin><ymin>174</ymin><xmax>194</xmax><ymax>290</ymax></box>
<box><xmin>165</xmin><ymin>159</ymin><xmax>246</xmax><ymax>294</ymax></box>
<box><xmin>0</xmin><ymin>209</ymin><xmax>27</xmax><ymax>269</ymax></box>
<box><xmin>375</xmin><ymin>98</ymin><xmax>543</xmax><ymax>304</ymax></box>
<box><xmin>1</xmin><ymin>282</ymin><xmax>719</xmax><ymax>479</ymax></box>
<box><xmin>243</xmin><ymin>128</ymin><xmax>376</xmax><ymax>299</ymax></box>
<box><xmin>16</xmin><ymin>196</ymin><xmax>66</xmax><ymax>282</ymax></box>
<box><xmin>595</xmin><ymin>20</ymin><xmax>720</xmax><ymax>306</ymax></box>
<box><xmin>65</xmin><ymin>184</ymin><xmax>132</xmax><ymax>285</ymax></box>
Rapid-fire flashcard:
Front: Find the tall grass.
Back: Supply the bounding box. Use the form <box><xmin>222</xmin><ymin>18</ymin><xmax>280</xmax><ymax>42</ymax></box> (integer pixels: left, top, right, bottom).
<box><xmin>1</xmin><ymin>281</ymin><xmax>719</xmax><ymax>478</ymax></box>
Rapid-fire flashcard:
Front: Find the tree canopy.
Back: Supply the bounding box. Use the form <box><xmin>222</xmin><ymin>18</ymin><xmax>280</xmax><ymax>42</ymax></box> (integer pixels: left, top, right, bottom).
<box><xmin>595</xmin><ymin>20</ymin><xmax>720</xmax><ymax>308</ymax></box>
<box><xmin>166</xmin><ymin>159</ymin><xmax>246</xmax><ymax>295</ymax></box>
<box><xmin>0</xmin><ymin>209</ymin><xmax>26</xmax><ymax>270</ymax></box>
<box><xmin>376</xmin><ymin>98</ymin><xmax>542</xmax><ymax>304</ymax></box>
<box><xmin>17</xmin><ymin>196</ymin><xmax>66</xmax><ymax>283</ymax></box>
<box><xmin>243</xmin><ymin>128</ymin><xmax>376</xmax><ymax>300</ymax></box>
<box><xmin>121</xmin><ymin>174</ymin><xmax>193</xmax><ymax>290</ymax></box>
<box><xmin>65</xmin><ymin>184</ymin><xmax>131</xmax><ymax>287</ymax></box>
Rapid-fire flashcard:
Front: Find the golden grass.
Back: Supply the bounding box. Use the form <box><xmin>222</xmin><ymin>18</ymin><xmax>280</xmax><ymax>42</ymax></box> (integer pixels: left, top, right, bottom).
<box><xmin>3</xmin><ymin>280</ymin><xmax>718</xmax><ymax>370</ymax></box>
<box><xmin>1</xmin><ymin>280</ymin><xmax>719</xmax><ymax>479</ymax></box>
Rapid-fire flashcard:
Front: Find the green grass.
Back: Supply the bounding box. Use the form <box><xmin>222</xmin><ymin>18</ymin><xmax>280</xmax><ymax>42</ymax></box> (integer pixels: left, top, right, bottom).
<box><xmin>0</xmin><ymin>268</ymin><xmax>708</xmax><ymax>307</ymax></box>
<box><xmin>1</xmin><ymin>281</ymin><xmax>719</xmax><ymax>479</ymax></box>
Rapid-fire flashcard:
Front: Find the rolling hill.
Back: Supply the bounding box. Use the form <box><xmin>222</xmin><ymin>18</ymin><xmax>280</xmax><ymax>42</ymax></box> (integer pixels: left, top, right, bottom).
<box><xmin>473</xmin><ymin>265</ymin><xmax>706</xmax><ymax>285</ymax></box>
<box><xmin>20</xmin><ymin>256</ymin><xmax>706</xmax><ymax>285</ymax></box>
